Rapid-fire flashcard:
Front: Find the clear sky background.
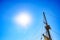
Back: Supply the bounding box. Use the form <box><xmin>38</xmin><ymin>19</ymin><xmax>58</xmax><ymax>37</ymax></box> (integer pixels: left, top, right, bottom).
<box><xmin>0</xmin><ymin>0</ymin><xmax>60</xmax><ymax>40</ymax></box>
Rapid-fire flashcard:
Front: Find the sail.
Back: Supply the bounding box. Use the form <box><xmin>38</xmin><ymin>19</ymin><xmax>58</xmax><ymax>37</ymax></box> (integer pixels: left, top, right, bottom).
<box><xmin>43</xmin><ymin>34</ymin><xmax>49</xmax><ymax>40</ymax></box>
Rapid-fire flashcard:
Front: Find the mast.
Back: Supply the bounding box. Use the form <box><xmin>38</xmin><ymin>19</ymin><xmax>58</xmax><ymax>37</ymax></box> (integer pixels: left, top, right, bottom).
<box><xmin>43</xmin><ymin>12</ymin><xmax>52</xmax><ymax>40</ymax></box>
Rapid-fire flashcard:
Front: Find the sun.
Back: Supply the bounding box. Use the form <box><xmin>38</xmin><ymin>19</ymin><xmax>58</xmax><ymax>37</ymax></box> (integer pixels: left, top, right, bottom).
<box><xmin>13</xmin><ymin>12</ymin><xmax>32</xmax><ymax>28</ymax></box>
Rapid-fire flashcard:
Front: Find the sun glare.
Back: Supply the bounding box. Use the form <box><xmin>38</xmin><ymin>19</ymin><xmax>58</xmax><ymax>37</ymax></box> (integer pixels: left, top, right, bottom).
<box><xmin>13</xmin><ymin>12</ymin><xmax>32</xmax><ymax>28</ymax></box>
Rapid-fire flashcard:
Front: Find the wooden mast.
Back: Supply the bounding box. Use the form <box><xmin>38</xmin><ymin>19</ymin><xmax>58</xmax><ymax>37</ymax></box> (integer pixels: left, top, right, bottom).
<box><xmin>43</xmin><ymin>12</ymin><xmax>52</xmax><ymax>40</ymax></box>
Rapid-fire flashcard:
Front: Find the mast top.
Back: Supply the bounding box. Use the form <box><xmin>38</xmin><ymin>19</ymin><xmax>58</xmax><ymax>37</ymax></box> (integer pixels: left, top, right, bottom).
<box><xmin>43</xmin><ymin>12</ymin><xmax>48</xmax><ymax>25</ymax></box>
<box><xmin>43</xmin><ymin>12</ymin><xmax>51</xmax><ymax>30</ymax></box>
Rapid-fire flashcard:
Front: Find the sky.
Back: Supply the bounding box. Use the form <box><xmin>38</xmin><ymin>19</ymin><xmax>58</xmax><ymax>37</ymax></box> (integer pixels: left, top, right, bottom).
<box><xmin>0</xmin><ymin>0</ymin><xmax>60</xmax><ymax>40</ymax></box>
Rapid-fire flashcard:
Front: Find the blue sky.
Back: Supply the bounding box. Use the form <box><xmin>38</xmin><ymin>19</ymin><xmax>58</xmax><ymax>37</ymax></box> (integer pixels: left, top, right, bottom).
<box><xmin>0</xmin><ymin>0</ymin><xmax>60</xmax><ymax>40</ymax></box>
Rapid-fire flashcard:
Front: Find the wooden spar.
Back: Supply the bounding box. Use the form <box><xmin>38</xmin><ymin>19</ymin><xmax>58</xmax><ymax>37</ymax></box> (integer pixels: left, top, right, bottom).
<box><xmin>43</xmin><ymin>12</ymin><xmax>52</xmax><ymax>40</ymax></box>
